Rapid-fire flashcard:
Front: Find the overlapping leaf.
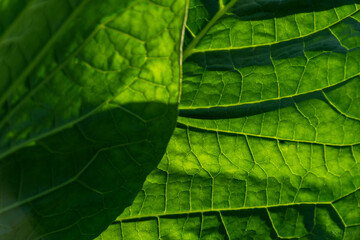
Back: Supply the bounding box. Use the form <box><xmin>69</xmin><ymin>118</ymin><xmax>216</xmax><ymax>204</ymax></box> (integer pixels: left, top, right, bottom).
<box><xmin>99</xmin><ymin>0</ymin><xmax>360</xmax><ymax>239</ymax></box>
<box><xmin>0</xmin><ymin>0</ymin><xmax>185</xmax><ymax>239</ymax></box>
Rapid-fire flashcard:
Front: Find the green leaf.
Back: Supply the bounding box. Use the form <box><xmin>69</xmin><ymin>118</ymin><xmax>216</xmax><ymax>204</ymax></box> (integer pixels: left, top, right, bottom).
<box><xmin>99</xmin><ymin>0</ymin><xmax>360</xmax><ymax>239</ymax></box>
<box><xmin>0</xmin><ymin>0</ymin><xmax>185</xmax><ymax>239</ymax></box>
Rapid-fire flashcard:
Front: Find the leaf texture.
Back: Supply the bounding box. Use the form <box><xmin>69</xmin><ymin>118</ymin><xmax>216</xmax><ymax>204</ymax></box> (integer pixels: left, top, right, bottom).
<box><xmin>0</xmin><ymin>0</ymin><xmax>186</xmax><ymax>239</ymax></box>
<box><xmin>99</xmin><ymin>0</ymin><xmax>360</xmax><ymax>239</ymax></box>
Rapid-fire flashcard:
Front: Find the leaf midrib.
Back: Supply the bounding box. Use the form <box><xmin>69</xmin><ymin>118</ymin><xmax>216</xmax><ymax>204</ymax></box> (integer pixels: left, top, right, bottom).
<box><xmin>0</xmin><ymin>0</ymin><xmax>91</xmax><ymax>108</ymax></box>
<box><xmin>0</xmin><ymin>26</ymin><xmax>102</xmax><ymax>131</ymax></box>
<box><xmin>0</xmin><ymin>75</ymin><xmax>139</xmax><ymax>160</ymax></box>
<box><xmin>176</xmin><ymin>123</ymin><xmax>360</xmax><ymax>147</ymax></box>
<box><xmin>0</xmin><ymin>139</ymin><xmax>147</xmax><ymax>215</ymax></box>
<box><xmin>0</xmin><ymin>0</ymin><xmax>145</xmax><ymax>160</ymax></box>
<box><xmin>188</xmin><ymin>9</ymin><xmax>360</xmax><ymax>54</ymax></box>
<box><xmin>115</xmin><ymin>183</ymin><xmax>360</xmax><ymax>226</ymax></box>
<box><xmin>115</xmin><ymin>202</ymin><xmax>340</xmax><ymax>222</ymax></box>
<box><xmin>0</xmin><ymin>0</ymin><xmax>37</xmax><ymax>42</ymax></box>
<box><xmin>179</xmin><ymin>75</ymin><xmax>359</xmax><ymax>110</ymax></box>
<box><xmin>182</xmin><ymin>1</ymin><xmax>359</xmax><ymax>59</ymax></box>
<box><xmin>182</xmin><ymin>0</ymin><xmax>238</xmax><ymax>60</ymax></box>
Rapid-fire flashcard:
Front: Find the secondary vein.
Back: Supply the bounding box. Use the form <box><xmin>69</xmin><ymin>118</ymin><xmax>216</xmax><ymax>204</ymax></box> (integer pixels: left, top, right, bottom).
<box><xmin>182</xmin><ymin>0</ymin><xmax>238</xmax><ymax>60</ymax></box>
<box><xmin>0</xmin><ymin>0</ymin><xmax>91</xmax><ymax>108</ymax></box>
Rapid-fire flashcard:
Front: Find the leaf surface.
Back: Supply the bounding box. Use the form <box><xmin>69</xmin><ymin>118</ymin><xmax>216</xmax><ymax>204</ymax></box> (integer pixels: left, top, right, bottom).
<box><xmin>99</xmin><ymin>0</ymin><xmax>360</xmax><ymax>239</ymax></box>
<box><xmin>0</xmin><ymin>0</ymin><xmax>185</xmax><ymax>239</ymax></box>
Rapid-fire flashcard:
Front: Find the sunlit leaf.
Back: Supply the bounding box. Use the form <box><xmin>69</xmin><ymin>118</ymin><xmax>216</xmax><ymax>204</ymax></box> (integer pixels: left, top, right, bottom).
<box><xmin>100</xmin><ymin>0</ymin><xmax>360</xmax><ymax>239</ymax></box>
<box><xmin>0</xmin><ymin>0</ymin><xmax>185</xmax><ymax>239</ymax></box>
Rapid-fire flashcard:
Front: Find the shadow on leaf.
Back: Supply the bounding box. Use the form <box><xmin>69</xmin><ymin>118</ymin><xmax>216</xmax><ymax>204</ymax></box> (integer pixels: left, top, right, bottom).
<box><xmin>0</xmin><ymin>102</ymin><xmax>177</xmax><ymax>240</ymax></box>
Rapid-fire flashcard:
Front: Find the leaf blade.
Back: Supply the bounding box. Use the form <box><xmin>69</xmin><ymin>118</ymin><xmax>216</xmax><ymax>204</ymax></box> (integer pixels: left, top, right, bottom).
<box><xmin>103</xmin><ymin>0</ymin><xmax>360</xmax><ymax>239</ymax></box>
<box><xmin>0</xmin><ymin>0</ymin><xmax>186</xmax><ymax>239</ymax></box>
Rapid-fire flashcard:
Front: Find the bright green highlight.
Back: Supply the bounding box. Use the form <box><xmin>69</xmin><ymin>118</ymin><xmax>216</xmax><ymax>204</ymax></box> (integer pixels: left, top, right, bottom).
<box><xmin>99</xmin><ymin>0</ymin><xmax>360</xmax><ymax>239</ymax></box>
<box><xmin>0</xmin><ymin>0</ymin><xmax>185</xmax><ymax>239</ymax></box>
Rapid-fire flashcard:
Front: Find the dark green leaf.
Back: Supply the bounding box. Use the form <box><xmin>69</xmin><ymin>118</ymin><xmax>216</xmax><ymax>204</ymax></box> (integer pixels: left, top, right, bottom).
<box><xmin>0</xmin><ymin>0</ymin><xmax>185</xmax><ymax>239</ymax></box>
<box><xmin>100</xmin><ymin>0</ymin><xmax>360</xmax><ymax>239</ymax></box>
